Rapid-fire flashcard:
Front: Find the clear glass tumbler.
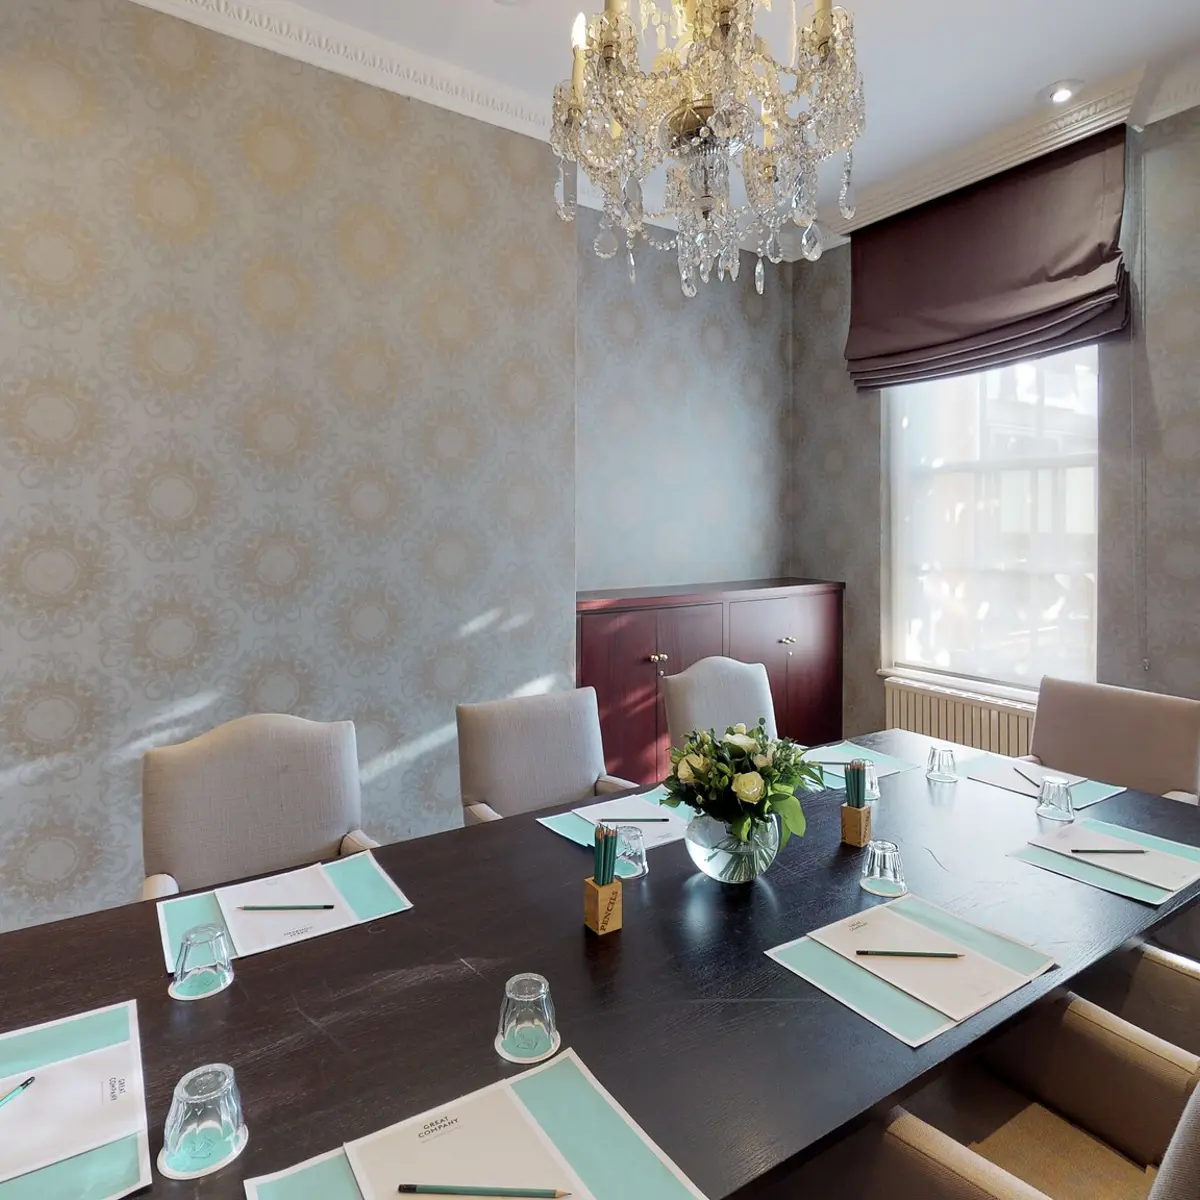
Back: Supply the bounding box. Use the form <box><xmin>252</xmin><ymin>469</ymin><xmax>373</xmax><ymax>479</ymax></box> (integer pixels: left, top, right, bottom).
<box><xmin>495</xmin><ymin>973</ymin><xmax>560</xmax><ymax>1065</ymax></box>
<box><xmin>1035</xmin><ymin>777</ymin><xmax>1075</xmax><ymax>823</ymax></box>
<box><xmin>926</xmin><ymin>746</ymin><xmax>958</xmax><ymax>784</ymax></box>
<box><xmin>860</xmin><ymin>839</ymin><xmax>908</xmax><ymax>897</ymax></box>
<box><xmin>157</xmin><ymin>1063</ymin><xmax>248</xmax><ymax>1180</ymax></box>
<box><xmin>616</xmin><ymin>825</ymin><xmax>649</xmax><ymax>879</ymax></box>
<box><xmin>864</xmin><ymin>763</ymin><xmax>881</xmax><ymax>801</ymax></box>
<box><xmin>169</xmin><ymin>924</ymin><xmax>235</xmax><ymax>1002</ymax></box>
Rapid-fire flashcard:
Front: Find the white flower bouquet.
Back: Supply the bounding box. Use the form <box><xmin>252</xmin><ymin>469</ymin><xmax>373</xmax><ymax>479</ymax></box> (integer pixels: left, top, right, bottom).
<box><xmin>662</xmin><ymin>720</ymin><xmax>823</xmax><ymax>853</ymax></box>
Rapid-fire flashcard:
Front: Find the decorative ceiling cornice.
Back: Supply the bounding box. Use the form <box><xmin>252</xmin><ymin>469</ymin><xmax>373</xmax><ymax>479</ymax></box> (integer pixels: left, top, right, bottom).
<box><xmin>126</xmin><ymin>0</ymin><xmax>551</xmax><ymax>141</ymax></box>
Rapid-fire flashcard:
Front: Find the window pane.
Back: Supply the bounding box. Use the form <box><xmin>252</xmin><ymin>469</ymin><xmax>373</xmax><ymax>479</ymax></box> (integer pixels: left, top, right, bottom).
<box><xmin>889</xmin><ymin>345</ymin><xmax>1098</xmax><ymax>687</ymax></box>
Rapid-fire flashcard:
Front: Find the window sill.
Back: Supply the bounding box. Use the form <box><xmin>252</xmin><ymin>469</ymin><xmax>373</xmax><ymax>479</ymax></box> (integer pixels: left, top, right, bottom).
<box><xmin>877</xmin><ymin>666</ymin><xmax>1039</xmax><ymax>708</ymax></box>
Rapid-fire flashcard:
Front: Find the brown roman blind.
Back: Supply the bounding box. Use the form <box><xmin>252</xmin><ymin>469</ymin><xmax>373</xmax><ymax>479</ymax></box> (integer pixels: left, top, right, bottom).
<box><xmin>844</xmin><ymin>125</ymin><xmax>1129</xmax><ymax>391</ymax></box>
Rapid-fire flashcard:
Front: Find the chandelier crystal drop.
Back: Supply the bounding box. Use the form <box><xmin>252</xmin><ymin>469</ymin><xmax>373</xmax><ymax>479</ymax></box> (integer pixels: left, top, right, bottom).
<box><xmin>552</xmin><ymin>0</ymin><xmax>865</xmax><ymax>296</ymax></box>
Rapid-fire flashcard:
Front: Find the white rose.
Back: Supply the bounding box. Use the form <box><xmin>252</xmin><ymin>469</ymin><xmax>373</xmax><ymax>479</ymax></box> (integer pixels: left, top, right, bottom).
<box><xmin>753</xmin><ymin>753</ymin><xmax>770</xmax><ymax>770</ymax></box>
<box><xmin>732</xmin><ymin>723</ymin><xmax>748</xmax><ymax>735</ymax></box>
<box><xmin>732</xmin><ymin>771</ymin><xmax>766</xmax><ymax>804</ymax></box>
<box><xmin>723</xmin><ymin>732</ymin><xmax>758</xmax><ymax>753</ymax></box>
<box><xmin>677</xmin><ymin>753</ymin><xmax>707</xmax><ymax>784</ymax></box>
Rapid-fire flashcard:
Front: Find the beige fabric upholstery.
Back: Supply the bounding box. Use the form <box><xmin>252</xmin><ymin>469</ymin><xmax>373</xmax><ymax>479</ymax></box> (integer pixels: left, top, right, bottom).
<box><xmin>340</xmin><ymin>829</ymin><xmax>379</xmax><ymax>856</ymax></box>
<box><xmin>1152</xmin><ymin>1084</ymin><xmax>1200</xmax><ymax>1200</ymax></box>
<box><xmin>1077</xmin><ymin>946</ymin><xmax>1200</xmax><ymax>1057</ymax></box>
<box><xmin>660</xmin><ymin>656</ymin><xmax>778</xmax><ymax>748</ymax></box>
<box><xmin>1030</xmin><ymin>678</ymin><xmax>1200</xmax><ymax>800</ymax></box>
<box><xmin>456</xmin><ymin>688</ymin><xmax>635</xmax><ymax>820</ymax></box>
<box><xmin>140</xmin><ymin>873</ymin><xmax>179</xmax><ymax>901</ymax></box>
<box><xmin>142</xmin><ymin>714</ymin><xmax>364</xmax><ymax>892</ymax></box>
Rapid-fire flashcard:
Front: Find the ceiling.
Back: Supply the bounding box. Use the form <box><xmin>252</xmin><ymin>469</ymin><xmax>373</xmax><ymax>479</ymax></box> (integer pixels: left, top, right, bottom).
<box><xmin>280</xmin><ymin>0</ymin><xmax>1200</xmax><ymax>199</ymax></box>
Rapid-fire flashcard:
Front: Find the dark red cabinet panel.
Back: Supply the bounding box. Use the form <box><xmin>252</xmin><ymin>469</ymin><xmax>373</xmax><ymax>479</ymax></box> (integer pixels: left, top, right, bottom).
<box><xmin>579</xmin><ymin>579</ymin><xmax>844</xmax><ymax>784</ymax></box>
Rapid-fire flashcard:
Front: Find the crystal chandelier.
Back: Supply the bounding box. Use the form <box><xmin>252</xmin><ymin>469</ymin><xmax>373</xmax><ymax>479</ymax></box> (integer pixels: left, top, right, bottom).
<box><xmin>551</xmin><ymin>0</ymin><xmax>865</xmax><ymax>295</ymax></box>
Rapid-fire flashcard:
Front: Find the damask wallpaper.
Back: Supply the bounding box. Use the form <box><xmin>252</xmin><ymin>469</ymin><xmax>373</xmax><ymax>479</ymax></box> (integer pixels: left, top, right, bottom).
<box><xmin>575</xmin><ymin>209</ymin><xmax>792</xmax><ymax>589</ymax></box>
<box><xmin>787</xmin><ymin>247</ymin><xmax>885</xmax><ymax>736</ymax></box>
<box><xmin>0</xmin><ymin>0</ymin><xmax>577</xmax><ymax>930</ymax></box>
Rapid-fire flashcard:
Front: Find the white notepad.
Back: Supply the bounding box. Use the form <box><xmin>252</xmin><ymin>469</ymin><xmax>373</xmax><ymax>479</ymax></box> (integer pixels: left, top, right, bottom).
<box><xmin>571</xmin><ymin>795</ymin><xmax>690</xmax><ymax>849</ymax></box>
<box><xmin>1030</xmin><ymin>823</ymin><xmax>1200</xmax><ymax>892</ymax></box>
<box><xmin>808</xmin><ymin>904</ymin><xmax>1034</xmax><ymax>1023</ymax></box>
<box><xmin>216</xmin><ymin>863</ymin><xmax>357</xmax><ymax>957</ymax></box>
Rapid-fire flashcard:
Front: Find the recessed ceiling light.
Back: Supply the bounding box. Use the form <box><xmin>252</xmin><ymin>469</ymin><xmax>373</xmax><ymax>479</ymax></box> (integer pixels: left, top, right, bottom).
<box><xmin>1040</xmin><ymin>79</ymin><xmax>1085</xmax><ymax>106</ymax></box>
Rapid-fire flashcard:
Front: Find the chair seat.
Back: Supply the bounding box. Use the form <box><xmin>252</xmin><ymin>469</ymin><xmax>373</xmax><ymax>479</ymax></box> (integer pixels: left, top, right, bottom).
<box><xmin>909</xmin><ymin>1065</ymin><xmax>1153</xmax><ymax>1200</ymax></box>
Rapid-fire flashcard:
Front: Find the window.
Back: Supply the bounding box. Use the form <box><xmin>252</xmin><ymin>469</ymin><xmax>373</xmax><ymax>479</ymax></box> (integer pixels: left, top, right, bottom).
<box><xmin>888</xmin><ymin>346</ymin><xmax>1098</xmax><ymax>689</ymax></box>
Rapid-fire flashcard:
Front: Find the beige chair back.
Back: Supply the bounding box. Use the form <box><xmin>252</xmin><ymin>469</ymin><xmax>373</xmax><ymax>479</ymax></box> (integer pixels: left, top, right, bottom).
<box><xmin>661</xmin><ymin>656</ymin><xmax>778</xmax><ymax>748</ymax></box>
<box><xmin>1151</xmin><ymin>1082</ymin><xmax>1200</xmax><ymax>1200</ymax></box>
<box><xmin>1030</xmin><ymin>677</ymin><xmax>1200</xmax><ymax>798</ymax></box>
<box><xmin>457</xmin><ymin>688</ymin><xmax>608</xmax><ymax>818</ymax></box>
<box><xmin>142</xmin><ymin>714</ymin><xmax>361</xmax><ymax>891</ymax></box>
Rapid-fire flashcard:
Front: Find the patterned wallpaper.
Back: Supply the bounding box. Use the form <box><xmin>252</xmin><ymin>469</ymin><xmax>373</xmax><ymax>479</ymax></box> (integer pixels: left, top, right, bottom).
<box><xmin>1098</xmin><ymin>108</ymin><xmax>1200</xmax><ymax>700</ymax></box>
<box><xmin>787</xmin><ymin>247</ymin><xmax>885</xmax><ymax>736</ymax></box>
<box><xmin>575</xmin><ymin>209</ymin><xmax>793</xmax><ymax>589</ymax></box>
<box><xmin>0</xmin><ymin>0</ymin><xmax>577</xmax><ymax>930</ymax></box>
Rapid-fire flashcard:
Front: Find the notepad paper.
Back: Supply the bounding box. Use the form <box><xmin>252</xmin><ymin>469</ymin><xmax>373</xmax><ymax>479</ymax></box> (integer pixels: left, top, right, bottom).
<box><xmin>0</xmin><ymin>1001</ymin><xmax>150</xmax><ymax>1198</ymax></box>
<box><xmin>1030</xmin><ymin>822</ymin><xmax>1200</xmax><ymax>892</ymax></box>
<box><xmin>216</xmin><ymin>864</ymin><xmax>357</xmax><ymax>957</ymax></box>
<box><xmin>807</xmin><ymin>905</ymin><xmax>1034</xmax><ymax>1023</ymax></box>
<box><xmin>571</xmin><ymin>795</ymin><xmax>691</xmax><ymax>850</ymax></box>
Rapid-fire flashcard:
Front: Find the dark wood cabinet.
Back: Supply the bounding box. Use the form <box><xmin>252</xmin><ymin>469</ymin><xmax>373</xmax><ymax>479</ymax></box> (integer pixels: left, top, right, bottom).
<box><xmin>578</xmin><ymin>579</ymin><xmax>844</xmax><ymax>784</ymax></box>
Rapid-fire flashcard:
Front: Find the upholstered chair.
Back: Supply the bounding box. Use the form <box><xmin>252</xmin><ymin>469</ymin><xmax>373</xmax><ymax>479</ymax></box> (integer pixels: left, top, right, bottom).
<box><xmin>1026</xmin><ymin>677</ymin><xmax>1200</xmax><ymax>804</ymax></box>
<box><xmin>141</xmin><ymin>714</ymin><xmax>376</xmax><ymax>900</ymax></box>
<box><xmin>456</xmin><ymin>688</ymin><xmax>637</xmax><ymax>826</ymax></box>
<box><xmin>660</xmin><ymin>656</ymin><xmax>778</xmax><ymax>748</ymax></box>
<box><xmin>786</xmin><ymin>991</ymin><xmax>1200</xmax><ymax>1200</ymax></box>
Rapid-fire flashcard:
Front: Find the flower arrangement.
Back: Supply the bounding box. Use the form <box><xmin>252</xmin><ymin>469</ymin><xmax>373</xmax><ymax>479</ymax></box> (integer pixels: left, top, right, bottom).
<box><xmin>662</xmin><ymin>720</ymin><xmax>824</xmax><ymax>850</ymax></box>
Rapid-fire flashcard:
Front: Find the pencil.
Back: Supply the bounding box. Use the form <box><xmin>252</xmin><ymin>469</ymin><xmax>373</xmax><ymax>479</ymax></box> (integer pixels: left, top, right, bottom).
<box><xmin>1069</xmin><ymin>848</ymin><xmax>1147</xmax><ymax>855</ymax></box>
<box><xmin>0</xmin><ymin>1077</ymin><xmax>34</xmax><ymax>1113</ymax></box>
<box><xmin>238</xmin><ymin>904</ymin><xmax>335</xmax><ymax>911</ymax></box>
<box><xmin>396</xmin><ymin>1187</ymin><xmax>570</xmax><ymax>1197</ymax></box>
<box><xmin>856</xmin><ymin>950</ymin><xmax>963</xmax><ymax>959</ymax></box>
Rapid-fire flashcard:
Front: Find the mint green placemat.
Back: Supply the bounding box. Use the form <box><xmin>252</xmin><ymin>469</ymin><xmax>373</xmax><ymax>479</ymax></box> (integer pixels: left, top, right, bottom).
<box><xmin>809</xmin><ymin>741</ymin><xmax>916</xmax><ymax>783</ymax></box>
<box><xmin>1012</xmin><ymin>846</ymin><xmax>1172</xmax><ymax>905</ymax></box>
<box><xmin>324</xmin><ymin>854</ymin><xmax>412</xmax><ymax>922</ymax></box>
<box><xmin>1081</xmin><ymin>818</ymin><xmax>1200</xmax><ymax>862</ymax></box>
<box><xmin>536</xmin><ymin>814</ymin><xmax>641</xmax><ymax>879</ymax></box>
<box><xmin>0</xmin><ymin>1004</ymin><xmax>130</xmax><ymax>1077</ymax></box>
<box><xmin>767</xmin><ymin>936</ymin><xmax>954</xmax><ymax>1047</ymax></box>
<box><xmin>158</xmin><ymin>891</ymin><xmax>228</xmax><ymax>973</ymax></box>
<box><xmin>0</xmin><ymin>1136</ymin><xmax>145</xmax><ymax>1200</ymax></box>
<box><xmin>246</xmin><ymin>1149</ymin><xmax>363</xmax><ymax>1200</ymax></box>
<box><xmin>512</xmin><ymin>1055</ymin><xmax>702</xmax><ymax>1200</ymax></box>
<box><xmin>969</xmin><ymin>752</ymin><xmax>1124</xmax><ymax>808</ymax></box>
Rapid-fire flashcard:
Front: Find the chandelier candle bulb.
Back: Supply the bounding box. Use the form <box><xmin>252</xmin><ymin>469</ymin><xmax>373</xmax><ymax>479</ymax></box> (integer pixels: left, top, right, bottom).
<box><xmin>571</xmin><ymin>13</ymin><xmax>587</xmax><ymax>103</ymax></box>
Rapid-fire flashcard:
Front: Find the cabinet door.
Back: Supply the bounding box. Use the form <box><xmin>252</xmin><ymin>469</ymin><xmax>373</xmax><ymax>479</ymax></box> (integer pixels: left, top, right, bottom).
<box><xmin>728</xmin><ymin>597</ymin><xmax>792</xmax><ymax>732</ymax></box>
<box><xmin>655</xmin><ymin>603</ymin><xmax>725</xmax><ymax>776</ymax></box>
<box><xmin>785</xmin><ymin>592</ymin><xmax>844</xmax><ymax>745</ymax></box>
<box><xmin>578</xmin><ymin>609</ymin><xmax>660</xmax><ymax>785</ymax></box>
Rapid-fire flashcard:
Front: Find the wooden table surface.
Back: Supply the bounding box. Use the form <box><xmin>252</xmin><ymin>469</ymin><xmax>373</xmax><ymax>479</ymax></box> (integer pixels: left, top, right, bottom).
<box><xmin>3</xmin><ymin>729</ymin><xmax>1200</xmax><ymax>1199</ymax></box>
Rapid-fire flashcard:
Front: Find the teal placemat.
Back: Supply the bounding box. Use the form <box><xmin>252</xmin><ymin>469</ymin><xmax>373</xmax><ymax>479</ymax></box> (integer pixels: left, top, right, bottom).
<box><xmin>512</xmin><ymin>1054</ymin><xmax>702</xmax><ymax>1200</ymax></box>
<box><xmin>1081</xmin><ymin>818</ymin><xmax>1200</xmax><ymax>862</ymax></box>
<box><xmin>158</xmin><ymin>891</ymin><xmax>228</xmax><ymax>973</ymax></box>
<box><xmin>969</xmin><ymin>752</ymin><xmax>1124</xmax><ymax>808</ymax></box>
<box><xmin>809</xmin><ymin>741</ymin><xmax>916</xmax><ymax>783</ymax></box>
<box><xmin>0</xmin><ymin>1004</ymin><xmax>130</xmax><ymax>1078</ymax></box>
<box><xmin>246</xmin><ymin>1149</ymin><xmax>363</xmax><ymax>1200</ymax></box>
<box><xmin>767</xmin><ymin>936</ymin><xmax>954</xmax><ymax>1047</ymax></box>
<box><xmin>536</xmin><ymin>814</ymin><xmax>641</xmax><ymax>879</ymax></box>
<box><xmin>0</xmin><ymin>1135</ymin><xmax>145</xmax><ymax>1200</ymax></box>
<box><xmin>1012</xmin><ymin>846</ymin><xmax>1172</xmax><ymax>905</ymax></box>
<box><xmin>324</xmin><ymin>854</ymin><xmax>412</xmax><ymax>922</ymax></box>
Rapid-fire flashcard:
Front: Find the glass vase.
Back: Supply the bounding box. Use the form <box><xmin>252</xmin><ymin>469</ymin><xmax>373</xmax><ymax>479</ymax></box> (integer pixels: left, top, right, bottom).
<box><xmin>685</xmin><ymin>814</ymin><xmax>780</xmax><ymax>884</ymax></box>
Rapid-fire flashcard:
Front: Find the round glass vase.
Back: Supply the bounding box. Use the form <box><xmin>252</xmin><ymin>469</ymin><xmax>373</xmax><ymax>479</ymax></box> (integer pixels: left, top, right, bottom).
<box><xmin>685</xmin><ymin>813</ymin><xmax>781</xmax><ymax>884</ymax></box>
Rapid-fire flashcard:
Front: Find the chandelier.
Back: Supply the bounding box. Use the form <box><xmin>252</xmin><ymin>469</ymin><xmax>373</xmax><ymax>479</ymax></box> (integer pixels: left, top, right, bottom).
<box><xmin>551</xmin><ymin>0</ymin><xmax>865</xmax><ymax>295</ymax></box>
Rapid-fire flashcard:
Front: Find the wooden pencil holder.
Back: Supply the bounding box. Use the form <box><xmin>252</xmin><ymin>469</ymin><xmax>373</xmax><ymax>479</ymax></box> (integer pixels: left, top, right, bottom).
<box><xmin>583</xmin><ymin>877</ymin><xmax>623</xmax><ymax>936</ymax></box>
<box><xmin>841</xmin><ymin>803</ymin><xmax>872</xmax><ymax>849</ymax></box>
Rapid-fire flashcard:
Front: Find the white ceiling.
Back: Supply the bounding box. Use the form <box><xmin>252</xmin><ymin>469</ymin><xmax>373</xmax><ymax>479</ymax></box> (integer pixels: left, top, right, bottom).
<box><xmin>283</xmin><ymin>0</ymin><xmax>1200</xmax><ymax>200</ymax></box>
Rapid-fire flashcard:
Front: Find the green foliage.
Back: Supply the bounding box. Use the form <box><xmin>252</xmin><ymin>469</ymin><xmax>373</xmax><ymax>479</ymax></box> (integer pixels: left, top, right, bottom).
<box><xmin>661</xmin><ymin>717</ymin><xmax>823</xmax><ymax>848</ymax></box>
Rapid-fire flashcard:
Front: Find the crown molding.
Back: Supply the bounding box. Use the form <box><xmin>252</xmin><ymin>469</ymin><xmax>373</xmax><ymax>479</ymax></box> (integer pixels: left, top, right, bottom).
<box><xmin>126</xmin><ymin>0</ymin><xmax>551</xmax><ymax>141</ymax></box>
<box><xmin>826</xmin><ymin>68</ymin><xmax>1144</xmax><ymax>238</ymax></box>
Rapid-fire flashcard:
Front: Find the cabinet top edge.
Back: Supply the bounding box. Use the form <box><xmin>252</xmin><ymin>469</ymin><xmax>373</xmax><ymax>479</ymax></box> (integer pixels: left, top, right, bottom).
<box><xmin>577</xmin><ymin>578</ymin><xmax>846</xmax><ymax>609</ymax></box>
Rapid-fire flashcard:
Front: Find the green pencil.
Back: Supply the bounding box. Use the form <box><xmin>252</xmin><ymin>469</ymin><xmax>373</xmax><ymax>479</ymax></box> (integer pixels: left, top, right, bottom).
<box><xmin>0</xmin><ymin>1077</ymin><xmax>34</xmax><ymax>1113</ymax></box>
<box><xmin>396</xmin><ymin>1187</ymin><xmax>570</xmax><ymax>1197</ymax></box>
<box><xmin>238</xmin><ymin>904</ymin><xmax>335</xmax><ymax>911</ymax></box>
<box><xmin>856</xmin><ymin>950</ymin><xmax>963</xmax><ymax>959</ymax></box>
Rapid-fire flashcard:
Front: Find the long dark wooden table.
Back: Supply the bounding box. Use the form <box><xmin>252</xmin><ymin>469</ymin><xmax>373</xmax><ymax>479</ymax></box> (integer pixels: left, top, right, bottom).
<box><xmin>3</xmin><ymin>729</ymin><xmax>1200</xmax><ymax>1199</ymax></box>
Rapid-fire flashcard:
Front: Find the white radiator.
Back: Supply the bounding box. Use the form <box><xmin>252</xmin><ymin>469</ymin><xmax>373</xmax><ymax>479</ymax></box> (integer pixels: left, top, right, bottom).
<box><xmin>885</xmin><ymin>677</ymin><xmax>1036</xmax><ymax>756</ymax></box>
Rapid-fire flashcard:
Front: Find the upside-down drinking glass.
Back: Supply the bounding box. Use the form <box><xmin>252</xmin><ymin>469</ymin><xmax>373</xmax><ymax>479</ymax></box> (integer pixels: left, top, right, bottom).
<box><xmin>860</xmin><ymin>839</ymin><xmax>908</xmax><ymax>897</ymax></box>
<box><xmin>616</xmin><ymin>825</ymin><xmax>649</xmax><ymax>879</ymax></box>
<box><xmin>1035</xmin><ymin>777</ymin><xmax>1075</xmax><ymax>823</ymax></box>
<box><xmin>158</xmin><ymin>1063</ymin><xmax>247</xmax><ymax>1180</ymax></box>
<box><xmin>169</xmin><ymin>924</ymin><xmax>234</xmax><ymax>1002</ymax></box>
<box><xmin>926</xmin><ymin>747</ymin><xmax>958</xmax><ymax>784</ymax></box>
<box><xmin>495</xmin><ymin>973</ymin><xmax>560</xmax><ymax>1065</ymax></box>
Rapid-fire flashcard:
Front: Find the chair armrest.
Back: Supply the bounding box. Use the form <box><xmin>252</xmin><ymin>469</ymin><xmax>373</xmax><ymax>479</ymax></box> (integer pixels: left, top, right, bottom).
<box><xmin>340</xmin><ymin>829</ymin><xmax>380</xmax><ymax>855</ymax></box>
<box><xmin>1163</xmin><ymin>790</ymin><xmax>1199</xmax><ymax>805</ymax></box>
<box><xmin>984</xmin><ymin>992</ymin><xmax>1200</xmax><ymax>1167</ymax></box>
<box><xmin>1017</xmin><ymin>754</ymin><xmax>1042</xmax><ymax>764</ymax></box>
<box><xmin>877</xmin><ymin>1108</ymin><xmax>1051</xmax><ymax>1200</ymax></box>
<box><xmin>595</xmin><ymin>774</ymin><xmax>640</xmax><ymax>795</ymax></box>
<box><xmin>464</xmin><ymin>803</ymin><xmax>503</xmax><ymax>825</ymax></box>
<box><xmin>141</xmin><ymin>874</ymin><xmax>179</xmax><ymax>901</ymax></box>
